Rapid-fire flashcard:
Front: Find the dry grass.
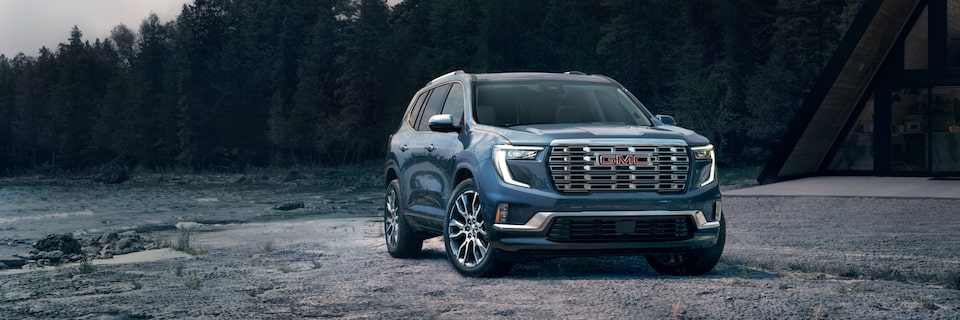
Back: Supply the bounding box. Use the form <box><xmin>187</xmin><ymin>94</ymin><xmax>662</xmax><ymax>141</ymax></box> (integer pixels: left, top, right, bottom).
<box><xmin>670</xmin><ymin>299</ymin><xmax>685</xmax><ymax>319</ymax></box>
<box><xmin>722</xmin><ymin>256</ymin><xmax>960</xmax><ymax>290</ymax></box>
<box><xmin>185</xmin><ymin>271</ymin><xmax>202</xmax><ymax>290</ymax></box>
<box><xmin>175</xmin><ymin>229</ymin><xmax>204</xmax><ymax>256</ymax></box>
<box><xmin>812</xmin><ymin>303</ymin><xmax>826</xmax><ymax>319</ymax></box>
<box><xmin>259</xmin><ymin>241</ymin><xmax>274</xmax><ymax>253</ymax></box>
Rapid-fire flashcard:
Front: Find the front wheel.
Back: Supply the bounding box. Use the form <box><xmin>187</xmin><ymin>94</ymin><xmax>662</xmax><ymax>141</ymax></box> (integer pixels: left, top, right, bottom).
<box><xmin>443</xmin><ymin>179</ymin><xmax>512</xmax><ymax>277</ymax></box>
<box><xmin>645</xmin><ymin>215</ymin><xmax>726</xmax><ymax>276</ymax></box>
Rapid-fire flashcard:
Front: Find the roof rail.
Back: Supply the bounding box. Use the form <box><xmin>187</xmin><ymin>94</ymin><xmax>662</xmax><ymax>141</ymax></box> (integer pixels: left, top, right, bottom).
<box><xmin>427</xmin><ymin>70</ymin><xmax>465</xmax><ymax>86</ymax></box>
<box><xmin>564</xmin><ymin>71</ymin><xmax>586</xmax><ymax>75</ymax></box>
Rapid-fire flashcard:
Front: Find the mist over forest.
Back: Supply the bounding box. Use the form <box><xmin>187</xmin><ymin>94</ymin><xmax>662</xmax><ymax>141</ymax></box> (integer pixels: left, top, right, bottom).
<box><xmin>0</xmin><ymin>0</ymin><xmax>863</xmax><ymax>172</ymax></box>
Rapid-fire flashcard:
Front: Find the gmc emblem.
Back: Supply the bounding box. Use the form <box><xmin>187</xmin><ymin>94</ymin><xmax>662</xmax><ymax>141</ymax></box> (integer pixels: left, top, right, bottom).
<box><xmin>595</xmin><ymin>153</ymin><xmax>653</xmax><ymax>166</ymax></box>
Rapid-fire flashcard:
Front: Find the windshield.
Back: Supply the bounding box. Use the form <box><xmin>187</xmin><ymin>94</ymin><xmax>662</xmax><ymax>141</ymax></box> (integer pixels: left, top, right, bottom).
<box><xmin>473</xmin><ymin>82</ymin><xmax>653</xmax><ymax>127</ymax></box>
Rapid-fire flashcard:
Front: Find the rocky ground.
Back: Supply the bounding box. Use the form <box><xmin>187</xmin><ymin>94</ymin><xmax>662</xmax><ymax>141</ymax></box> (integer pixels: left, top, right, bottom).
<box><xmin>1</xmin><ymin>171</ymin><xmax>959</xmax><ymax>319</ymax></box>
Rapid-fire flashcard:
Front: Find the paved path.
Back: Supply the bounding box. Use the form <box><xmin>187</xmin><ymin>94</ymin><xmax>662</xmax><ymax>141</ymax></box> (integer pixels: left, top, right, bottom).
<box><xmin>724</xmin><ymin>176</ymin><xmax>960</xmax><ymax>199</ymax></box>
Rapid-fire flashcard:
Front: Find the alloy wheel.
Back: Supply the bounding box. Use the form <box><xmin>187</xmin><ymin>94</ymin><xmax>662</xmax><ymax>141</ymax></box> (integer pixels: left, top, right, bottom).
<box><xmin>384</xmin><ymin>188</ymin><xmax>400</xmax><ymax>249</ymax></box>
<box><xmin>447</xmin><ymin>190</ymin><xmax>488</xmax><ymax>268</ymax></box>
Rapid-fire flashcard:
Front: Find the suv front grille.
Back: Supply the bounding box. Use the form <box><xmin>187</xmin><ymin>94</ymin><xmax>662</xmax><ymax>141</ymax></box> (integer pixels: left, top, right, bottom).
<box><xmin>547</xmin><ymin>216</ymin><xmax>694</xmax><ymax>242</ymax></box>
<box><xmin>548</xmin><ymin>145</ymin><xmax>690</xmax><ymax>193</ymax></box>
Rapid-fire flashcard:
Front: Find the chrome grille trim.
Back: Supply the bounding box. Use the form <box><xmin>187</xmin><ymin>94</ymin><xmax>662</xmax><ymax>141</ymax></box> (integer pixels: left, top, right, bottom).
<box><xmin>548</xmin><ymin>143</ymin><xmax>690</xmax><ymax>193</ymax></box>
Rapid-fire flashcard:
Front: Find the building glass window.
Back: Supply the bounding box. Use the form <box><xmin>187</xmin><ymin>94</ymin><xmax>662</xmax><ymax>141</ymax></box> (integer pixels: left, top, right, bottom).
<box><xmin>906</xmin><ymin>6</ymin><xmax>929</xmax><ymax>70</ymax></box>
<box><xmin>829</xmin><ymin>94</ymin><xmax>874</xmax><ymax>171</ymax></box>
<box><xmin>891</xmin><ymin>88</ymin><xmax>929</xmax><ymax>172</ymax></box>
<box><xmin>931</xmin><ymin>87</ymin><xmax>960</xmax><ymax>172</ymax></box>
<box><xmin>949</xmin><ymin>0</ymin><xmax>960</xmax><ymax>67</ymax></box>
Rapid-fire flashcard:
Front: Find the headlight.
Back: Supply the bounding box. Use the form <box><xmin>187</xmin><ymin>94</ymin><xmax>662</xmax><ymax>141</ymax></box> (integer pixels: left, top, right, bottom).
<box><xmin>691</xmin><ymin>144</ymin><xmax>716</xmax><ymax>187</ymax></box>
<box><xmin>494</xmin><ymin>145</ymin><xmax>543</xmax><ymax>188</ymax></box>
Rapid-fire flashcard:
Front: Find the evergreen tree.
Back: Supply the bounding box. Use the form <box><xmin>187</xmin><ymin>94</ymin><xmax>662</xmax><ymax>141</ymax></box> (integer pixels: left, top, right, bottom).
<box><xmin>134</xmin><ymin>13</ymin><xmax>179</xmax><ymax>167</ymax></box>
<box><xmin>111</xmin><ymin>24</ymin><xmax>137</xmax><ymax>67</ymax></box>
<box><xmin>285</xmin><ymin>0</ymin><xmax>341</xmax><ymax>164</ymax></box>
<box><xmin>474</xmin><ymin>0</ymin><xmax>548</xmax><ymax>71</ymax></box>
<box><xmin>0</xmin><ymin>0</ymin><xmax>876</xmax><ymax>171</ymax></box>
<box><xmin>410</xmin><ymin>0</ymin><xmax>482</xmax><ymax>76</ymax></box>
<box><xmin>0</xmin><ymin>55</ymin><xmax>12</xmax><ymax>170</ymax></box>
<box><xmin>335</xmin><ymin>0</ymin><xmax>391</xmax><ymax>163</ymax></box>
<box><xmin>597</xmin><ymin>0</ymin><xmax>667</xmax><ymax>104</ymax></box>
<box><xmin>379</xmin><ymin>0</ymin><xmax>434</xmax><ymax>130</ymax></box>
<box><xmin>538</xmin><ymin>0</ymin><xmax>604</xmax><ymax>72</ymax></box>
<box><xmin>53</xmin><ymin>26</ymin><xmax>98</xmax><ymax>168</ymax></box>
<box><xmin>175</xmin><ymin>0</ymin><xmax>229</xmax><ymax>167</ymax></box>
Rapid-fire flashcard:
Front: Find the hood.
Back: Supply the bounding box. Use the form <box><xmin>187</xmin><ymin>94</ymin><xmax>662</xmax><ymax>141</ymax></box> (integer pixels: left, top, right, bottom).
<box><xmin>484</xmin><ymin>123</ymin><xmax>710</xmax><ymax>146</ymax></box>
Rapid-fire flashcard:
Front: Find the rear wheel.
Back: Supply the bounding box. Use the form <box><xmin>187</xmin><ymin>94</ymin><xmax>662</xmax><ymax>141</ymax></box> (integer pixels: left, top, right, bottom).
<box><xmin>384</xmin><ymin>179</ymin><xmax>422</xmax><ymax>258</ymax></box>
<box><xmin>645</xmin><ymin>215</ymin><xmax>725</xmax><ymax>276</ymax></box>
<box><xmin>443</xmin><ymin>179</ymin><xmax>512</xmax><ymax>277</ymax></box>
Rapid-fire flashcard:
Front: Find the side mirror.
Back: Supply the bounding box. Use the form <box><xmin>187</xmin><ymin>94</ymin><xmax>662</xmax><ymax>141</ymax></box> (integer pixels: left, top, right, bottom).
<box><xmin>656</xmin><ymin>114</ymin><xmax>676</xmax><ymax>126</ymax></box>
<box><xmin>428</xmin><ymin>114</ymin><xmax>459</xmax><ymax>132</ymax></box>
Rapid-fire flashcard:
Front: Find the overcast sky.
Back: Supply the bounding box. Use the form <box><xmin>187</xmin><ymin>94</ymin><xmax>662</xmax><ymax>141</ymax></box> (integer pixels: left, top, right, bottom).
<box><xmin>0</xmin><ymin>0</ymin><xmax>193</xmax><ymax>58</ymax></box>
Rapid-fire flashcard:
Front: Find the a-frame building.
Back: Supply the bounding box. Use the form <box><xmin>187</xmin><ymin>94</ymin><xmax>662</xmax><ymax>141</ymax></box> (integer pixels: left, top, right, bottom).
<box><xmin>761</xmin><ymin>0</ymin><xmax>960</xmax><ymax>183</ymax></box>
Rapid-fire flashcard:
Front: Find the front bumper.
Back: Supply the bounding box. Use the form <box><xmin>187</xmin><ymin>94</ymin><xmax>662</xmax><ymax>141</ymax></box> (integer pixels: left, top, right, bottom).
<box><xmin>477</xmin><ymin>172</ymin><xmax>722</xmax><ymax>257</ymax></box>
<box><xmin>489</xmin><ymin>210</ymin><xmax>722</xmax><ymax>258</ymax></box>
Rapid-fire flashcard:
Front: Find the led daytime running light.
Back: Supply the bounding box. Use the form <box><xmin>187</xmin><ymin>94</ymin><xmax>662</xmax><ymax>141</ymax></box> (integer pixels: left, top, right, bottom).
<box><xmin>494</xmin><ymin>145</ymin><xmax>543</xmax><ymax>188</ymax></box>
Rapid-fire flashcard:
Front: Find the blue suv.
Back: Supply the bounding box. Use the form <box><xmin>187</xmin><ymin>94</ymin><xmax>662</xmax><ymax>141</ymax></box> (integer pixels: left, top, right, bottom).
<box><xmin>384</xmin><ymin>71</ymin><xmax>724</xmax><ymax>277</ymax></box>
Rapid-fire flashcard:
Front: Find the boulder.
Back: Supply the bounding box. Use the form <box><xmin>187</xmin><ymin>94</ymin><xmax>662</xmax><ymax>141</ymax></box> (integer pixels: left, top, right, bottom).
<box><xmin>119</xmin><ymin>231</ymin><xmax>140</xmax><ymax>240</ymax></box>
<box><xmin>36</xmin><ymin>250</ymin><xmax>64</xmax><ymax>262</ymax></box>
<box><xmin>34</xmin><ymin>234</ymin><xmax>82</xmax><ymax>255</ymax></box>
<box><xmin>273</xmin><ymin>202</ymin><xmax>305</xmax><ymax>211</ymax></box>
<box><xmin>98</xmin><ymin>168</ymin><xmax>129</xmax><ymax>184</ymax></box>
<box><xmin>15</xmin><ymin>252</ymin><xmax>36</xmax><ymax>260</ymax></box>
<box><xmin>0</xmin><ymin>257</ymin><xmax>27</xmax><ymax>268</ymax></box>
<box><xmin>282</xmin><ymin>171</ymin><xmax>302</xmax><ymax>182</ymax></box>
<box><xmin>98</xmin><ymin>231</ymin><xmax>119</xmax><ymax>245</ymax></box>
<box><xmin>115</xmin><ymin>238</ymin><xmax>133</xmax><ymax>251</ymax></box>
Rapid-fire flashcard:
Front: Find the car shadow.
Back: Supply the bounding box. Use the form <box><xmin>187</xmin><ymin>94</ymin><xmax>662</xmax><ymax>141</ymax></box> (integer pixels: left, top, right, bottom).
<box><xmin>500</xmin><ymin>256</ymin><xmax>781</xmax><ymax>280</ymax></box>
<box><xmin>411</xmin><ymin>241</ymin><xmax>779</xmax><ymax>280</ymax></box>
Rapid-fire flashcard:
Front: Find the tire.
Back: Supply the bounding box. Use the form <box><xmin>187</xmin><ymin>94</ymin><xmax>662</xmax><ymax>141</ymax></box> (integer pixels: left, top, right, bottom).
<box><xmin>645</xmin><ymin>215</ymin><xmax>725</xmax><ymax>276</ymax></box>
<box><xmin>384</xmin><ymin>179</ymin><xmax>423</xmax><ymax>258</ymax></box>
<box><xmin>443</xmin><ymin>179</ymin><xmax>513</xmax><ymax>277</ymax></box>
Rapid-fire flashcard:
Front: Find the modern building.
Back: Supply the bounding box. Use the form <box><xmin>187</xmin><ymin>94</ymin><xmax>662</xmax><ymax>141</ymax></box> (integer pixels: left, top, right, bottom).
<box><xmin>761</xmin><ymin>0</ymin><xmax>960</xmax><ymax>183</ymax></box>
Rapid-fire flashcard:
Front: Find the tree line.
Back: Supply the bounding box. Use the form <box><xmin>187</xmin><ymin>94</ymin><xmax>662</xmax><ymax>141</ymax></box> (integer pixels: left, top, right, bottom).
<box><xmin>0</xmin><ymin>0</ymin><xmax>863</xmax><ymax>172</ymax></box>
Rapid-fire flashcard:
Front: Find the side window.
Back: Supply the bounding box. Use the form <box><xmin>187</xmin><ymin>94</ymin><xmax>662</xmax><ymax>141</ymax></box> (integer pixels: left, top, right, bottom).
<box><xmin>406</xmin><ymin>91</ymin><xmax>429</xmax><ymax>129</ymax></box>
<box><xmin>440</xmin><ymin>83</ymin><xmax>465</xmax><ymax>125</ymax></box>
<box><xmin>416</xmin><ymin>84</ymin><xmax>452</xmax><ymax>131</ymax></box>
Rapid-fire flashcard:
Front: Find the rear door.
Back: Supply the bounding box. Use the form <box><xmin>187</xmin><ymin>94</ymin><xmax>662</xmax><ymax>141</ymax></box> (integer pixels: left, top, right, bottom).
<box><xmin>394</xmin><ymin>89</ymin><xmax>430</xmax><ymax>214</ymax></box>
<box><xmin>403</xmin><ymin>84</ymin><xmax>452</xmax><ymax>225</ymax></box>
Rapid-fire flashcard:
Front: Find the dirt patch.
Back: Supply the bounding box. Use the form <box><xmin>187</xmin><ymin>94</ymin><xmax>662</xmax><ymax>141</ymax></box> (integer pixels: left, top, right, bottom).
<box><xmin>2</xmin><ymin>178</ymin><xmax>960</xmax><ymax>318</ymax></box>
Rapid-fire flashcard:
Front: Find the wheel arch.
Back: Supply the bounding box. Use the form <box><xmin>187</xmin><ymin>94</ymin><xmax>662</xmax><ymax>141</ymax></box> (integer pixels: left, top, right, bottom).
<box><xmin>453</xmin><ymin>167</ymin><xmax>474</xmax><ymax>187</ymax></box>
<box><xmin>384</xmin><ymin>164</ymin><xmax>399</xmax><ymax>186</ymax></box>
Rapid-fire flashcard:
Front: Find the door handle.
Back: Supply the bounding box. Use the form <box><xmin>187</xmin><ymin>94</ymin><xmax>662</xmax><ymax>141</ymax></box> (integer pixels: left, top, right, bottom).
<box><xmin>425</xmin><ymin>144</ymin><xmax>436</xmax><ymax>152</ymax></box>
<box><xmin>399</xmin><ymin>145</ymin><xmax>409</xmax><ymax>152</ymax></box>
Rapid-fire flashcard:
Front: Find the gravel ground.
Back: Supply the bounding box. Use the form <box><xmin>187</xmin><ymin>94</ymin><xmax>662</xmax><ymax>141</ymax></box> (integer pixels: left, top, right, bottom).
<box><xmin>1</xmin><ymin>179</ymin><xmax>959</xmax><ymax>319</ymax></box>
